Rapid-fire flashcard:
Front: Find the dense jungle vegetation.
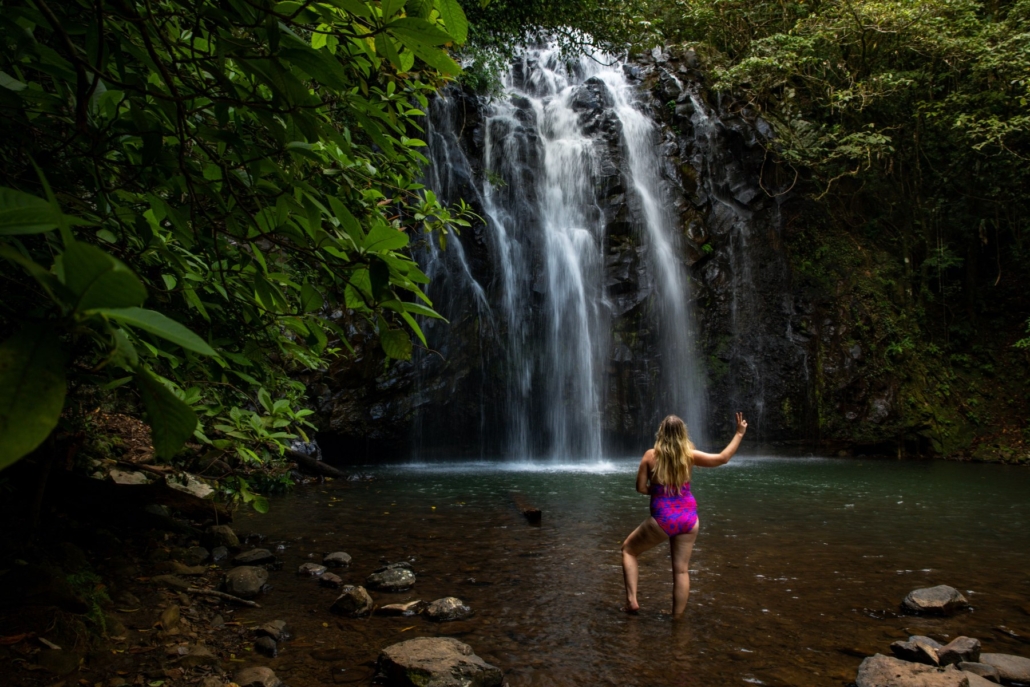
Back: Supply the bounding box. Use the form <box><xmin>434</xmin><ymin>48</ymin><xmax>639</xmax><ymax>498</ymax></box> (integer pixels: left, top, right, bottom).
<box><xmin>0</xmin><ymin>0</ymin><xmax>1026</xmax><ymax>509</ymax></box>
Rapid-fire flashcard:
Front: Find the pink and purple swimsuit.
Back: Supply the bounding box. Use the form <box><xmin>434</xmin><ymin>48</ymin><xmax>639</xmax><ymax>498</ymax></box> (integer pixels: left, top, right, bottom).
<box><xmin>649</xmin><ymin>482</ymin><xmax>699</xmax><ymax>536</ymax></box>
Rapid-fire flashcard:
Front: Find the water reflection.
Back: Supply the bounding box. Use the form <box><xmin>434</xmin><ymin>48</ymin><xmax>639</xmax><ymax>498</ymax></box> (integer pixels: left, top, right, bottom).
<box><xmin>238</xmin><ymin>458</ymin><xmax>1030</xmax><ymax>686</ymax></box>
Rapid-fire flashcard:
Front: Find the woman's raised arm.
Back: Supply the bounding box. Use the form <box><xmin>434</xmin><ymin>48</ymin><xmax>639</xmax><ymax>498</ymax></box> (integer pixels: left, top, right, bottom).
<box><xmin>693</xmin><ymin>413</ymin><xmax>748</xmax><ymax>468</ymax></box>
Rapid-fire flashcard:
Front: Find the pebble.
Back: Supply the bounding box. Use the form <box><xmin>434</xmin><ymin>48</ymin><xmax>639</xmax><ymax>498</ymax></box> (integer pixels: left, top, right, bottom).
<box><xmin>254</xmin><ymin>636</ymin><xmax>277</xmax><ymax>658</ymax></box>
<box><xmin>367</xmin><ymin>563</ymin><xmax>416</xmax><ymax>592</ymax></box>
<box><xmin>151</xmin><ymin>574</ymin><xmax>191</xmax><ymax>591</ymax></box>
<box><xmin>254</xmin><ymin>620</ymin><xmax>289</xmax><ymax>642</ymax></box>
<box><xmin>320</xmin><ymin>572</ymin><xmax>344</xmax><ymax>589</ymax></box>
<box><xmin>330</xmin><ymin>585</ymin><xmax>373</xmax><ymax>617</ymax></box>
<box><xmin>234</xmin><ymin>666</ymin><xmax>283</xmax><ymax>687</ymax></box>
<box><xmin>425</xmin><ymin>597</ymin><xmax>473</xmax><ymax>622</ymax></box>
<box><xmin>224</xmin><ymin>566</ymin><xmax>268</xmax><ymax>599</ymax></box>
<box><xmin>211</xmin><ymin>546</ymin><xmax>229</xmax><ymax>563</ymax></box>
<box><xmin>178</xmin><ymin>644</ymin><xmax>219</xmax><ymax>667</ymax></box>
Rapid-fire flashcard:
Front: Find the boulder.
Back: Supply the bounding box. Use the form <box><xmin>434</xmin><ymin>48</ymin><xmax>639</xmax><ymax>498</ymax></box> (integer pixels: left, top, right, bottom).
<box><xmin>938</xmin><ymin>638</ymin><xmax>981</xmax><ymax>666</ymax></box>
<box><xmin>234</xmin><ymin>666</ymin><xmax>283</xmax><ymax>687</ymax></box>
<box><xmin>378</xmin><ymin>637</ymin><xmax>502</xmax><ymax>687</ymax></box>
<box><xmin>297</xmin><ymin>562</ymin><xmax>327</xmax><ymax>577</ymax></box>
<box><xmin>424</xmin><ymin>597</ymin><xmax>473</xmax><ymax>622</ymax></box>
<box><xmin>857</xmin><ymin>654</ymin><xmax>968</xmax><ymax>687</ymax></box>
<box><xmin>320</xmin><ymin>572</ymin><xmax>344</xmax><ymax>589</ymax></box>
<box><xmin>980</xmin><ymin>654</ymin><xmax>1030</xmax><ymax>683</ymax></box>
<box><xmin>330</xmin><ymin>585</ymin><xmax>373</xmax><ymax>617</ymax></box>
<box><xmin>892</xmin><ymin>636</ymin><xmax>943</xmax><ymax>665</ymax></box>
<box><xmin>903</xmin><ymin>586</ymin><xmax>969</xmax><ymax>615</ymax></box>
<box><xmin>224</xmin><ymin>566</ymin><xmax>268</xmax><ymax>599</ymax></box>
<box><xmin>234</xmin><ymin>549</ymin><xmax>276</xmax><ymax>566</ymax></box>
<box><xmin>380</xmin><ymin>600</ymin><xmax>425</xmax><ymax>616</ymax></box>
<box><xmin>206</xmin><ymin>525</ymin><xmax>240</xmax><ymax>549</ymax></box>
<box><xmin>323</xmin><ymin>552</ymin><xmax>352</xmax><ymax>568</ymax></box>
<box><xmin>367</xmin><ymin>563</ymin><xmax>416</xmax><ymax>592</ymax></box>
<box><xmin>957</xmin><ymin>663</ymin><xmax>1000</xmax><ymax>683</ymax></box>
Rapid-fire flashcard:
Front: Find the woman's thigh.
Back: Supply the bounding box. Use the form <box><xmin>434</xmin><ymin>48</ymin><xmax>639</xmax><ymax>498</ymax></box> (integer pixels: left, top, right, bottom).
<box><xmin>623</xmin><ymin>517</ymin><xmax>667</xmax><ymax>556</ymax></box>
<box><xmin>669</xmin><ymin>518</ymin><xmax>700</xmax><ymax>572</ymax></box>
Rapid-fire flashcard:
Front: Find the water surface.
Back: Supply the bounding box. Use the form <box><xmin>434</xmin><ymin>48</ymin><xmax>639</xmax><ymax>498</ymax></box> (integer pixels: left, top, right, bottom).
<box><xmin>236</xmin><ymin>456</ymin><xmax>1030</xmax><ymax>686</ymax></box>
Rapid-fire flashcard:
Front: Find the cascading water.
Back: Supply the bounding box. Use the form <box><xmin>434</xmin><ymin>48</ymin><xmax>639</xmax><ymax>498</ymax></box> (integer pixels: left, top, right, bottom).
<box><xmin>417</xmin><ymin>44</ymin><xmax>708</xmax><ymax>458</ymax></box>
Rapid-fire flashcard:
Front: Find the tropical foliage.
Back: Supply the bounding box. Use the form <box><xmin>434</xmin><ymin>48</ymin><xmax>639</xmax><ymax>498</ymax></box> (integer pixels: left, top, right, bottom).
<box><xmin>0</xmin><ymin>0</ymin><xmax>476</xmax><ymax>471</ymax></box>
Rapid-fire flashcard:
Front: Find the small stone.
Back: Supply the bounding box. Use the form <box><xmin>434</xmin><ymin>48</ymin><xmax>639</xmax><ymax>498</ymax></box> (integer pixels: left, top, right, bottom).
<box><xmin>890</xmin><ymin>635</ymin><xmax>942</xmax><ymax>665</ymax></box>
<box><xmin>963</xmin><ymin>671</ymin><xmax>999</xmax><ymax>687</ymax></box>
<box><xmin>254</xmin><ymin>636</ymin><xmax>277</xmax><ymax>658</ymax></box>
<box><xmin>378</xmin><ymin>637</ymin><xmax>502</xmax><ymax>687</ymax></box>
<box><xmin>160</xmin><ymin>605</ymin><xmax>181</xmax><ymax>630</ymax></box>
<box><xmin>856</xmin><ymin>654</ymin><xmax>967</xmax><ymax>687</ymax></box>
<box><xmin>179</xmin><ymin>644</ymin><xmax>219</xmax><ymax>667</ymax></box>
<box><xmin>254</xmin><ymin>620</ymin><xmax>289</xmax><ymax>642</ymax></box>
<box><xmin>980</xmin><ymin>653</ymin><xmax>1030</xmax><ymax>683</ymax></box>
<box><xmin>938</xmin><ymin>637</ymin><xmax>981</xmax><ymax>665</ymax></box>
<box><xmin>367</xmin><ymin>563</ymin><xmax>415</xmax><ymax>592</ymax></box>
<box><xmin>211</xmin><ymin>614</ymin><xmax>225</xmax><ymax>628</ymax></box>
<box><xmin>903</xmin><ymin>585</ymin><xmax>969</xmax><ymax>615</ymax></box>
<box><xmin>330</xmin><ymin>585</ymin><xmax>373</xmax><ymax>617</ymax></box>
<box><xmin>144</xmin><ymin>503</ymin><xmax>171</xmax><ymax>517</ymax></box>
<box><xmin>298</xmin><ymin>562</ymin><xmax>327</xmax><ymax>576</ymax></box>
<box><xmin>424</xmin><ymin>597</ymin><xmax>473</xmax><ymax>622</ymax></box>
<box><xmin>184</xmin><ymin>546</ymin><xmax>210</xmax><ymax>566</ymax></box>
<box><xmin>234</xmin><ymin>549</ymin><xmax>276</xmax><ymax>566</ymax></box>
<box><xmin>957</xmin><ymin>662</ymin><xmax>1000</xmax><ymax>683</ymax></box>
<box><xmin>151</xmin><ymin>574</ymin><xmax>191</xmax><ymax>591</ymax></box>
<box><xmin>114</xmin><ymin>590</ymin><xmax>141</xmax><ymax>609</ymax></box>
<box><xmin>323</xmin><ymin>552</ymin><xmax>352</xmax><ymax>568</ymax></box>
<box><xmin>380</xmin><ymin>600</ymin><xmax>425</xmax><ymax>616</ymax></box>
<box><xmin>206</xmin><ymin>525</ymin><xmax>240</xmax><ymax>549</ymax></box>
<box><xmin>200</xmin><ymin>677</ymin><xmax>223</xmax><ymax>687</ymax></box>
<box><xmin>211</xmin><ymin>546</ymin><xmax>229</xmax><ymax>563</ymax></box>
<box><xmin>107</xmin><ymin>678</ymin><xmax>129</xmax><ymax>687</ymax></box>
<box><xmin>320</xmin><ymin>572</ymin><xmax>344</xmax><ymax>589</ymax></box>
<box><xmin>167</xmin><ymin>560</ymin><xmax>207</xmax><ymax>575</ymax></box>
<box><xmin>110</xmin><ymin>469</ymin><xmax>149</xmax><ymax>485</ymax></box>
<box><xmin>234</xmin><ymin>666</ymin><xmax>283</xmax><ymax>687</ymax></box>
<box><xmin>224</xmin><ymin>566</ymin><xmax>268</xmax><ymax>599</ymax></box>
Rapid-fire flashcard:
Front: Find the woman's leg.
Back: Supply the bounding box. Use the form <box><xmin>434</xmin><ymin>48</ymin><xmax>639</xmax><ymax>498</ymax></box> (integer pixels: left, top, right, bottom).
<box><xmin>669</xmin><ymin>519</ymin><xmax>700</xmax><ymax>617</ymax></box>
<box><xmin>621</xmin><ymin>517</ymin><xmax>667</xmax><ymax>612</ymax></box>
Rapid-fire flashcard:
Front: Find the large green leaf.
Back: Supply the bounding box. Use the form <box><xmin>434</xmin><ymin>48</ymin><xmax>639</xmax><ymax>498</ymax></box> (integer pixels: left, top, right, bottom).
<box><xmin>363</xmin><ymin>223</ymin><xmax>409</xmax><ymax>251</ymax></box>
<box><xmin>95</xmin><ymin>307</ymin><xmax>217</xmax><ymax>356</ymax></box>
<box><xmin>436</xmin><ymin>0</ymin><xmax>468</xmax><ymax>44</ymax></box>
<box><xmin>0</xmin><ymin>243</ymin><xmax>70</xmax><ymax>304</ymax></box>
<box><xmin>135</xmin><ymin>367</ymin><xmax>198</xmax><ymax>460</ymax></box>
<box><xmin>391</xmin><ymin>34</ymin><xmax>461</xmax><ymax>75</ymax></box>
<box><xmin>0</xmin><ymin>324</ymin><xmax>66</xmax><ymax>469</ymax></box>
<box><xmin>385</xmin><ymin>17</ymin><xmax>453</xmax><ymax>46</ymax></box>
<box><xmin>0</xmin><ymin>187</ymin><xmax>76</xmax><ymax>235</ymax></box>
<box><xmin>61</xmin><ymin>241</ymin><xmax>146</xmax><ymax>312</ymax></box>
<box><xmin>380</xmin><ymin>327</ymin><xmax>412</xmax><ymax>360</ymax></box>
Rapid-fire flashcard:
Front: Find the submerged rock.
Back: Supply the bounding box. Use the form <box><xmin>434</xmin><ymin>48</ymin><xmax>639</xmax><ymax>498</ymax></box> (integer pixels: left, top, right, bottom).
<box><xmin>254</xmin><ymin>636</ymin><xmax>277</xmax><ymax>658</ymax></box>
<box><xmin>234</xmin><ymin>549</ymin><xmax>276</xmax><ymax>566</ymax></box>
<box><xmin>903</xmin><ymin>586</ymin><xmax>969</xmax><ymax>615</ymax></box>
<box><xmin>211</xmin><ymin>546</ymin><xmax>229</xmax><ymax>563</ymax></box>
<box><xmin>224</xmin><ymin>566</ymin><xmax>268</xmax><ymax>599</ymax></box>
<box><xmin>425</xmin><ymin>597</ymin><xmax>473</xmax><ymax>622</ymax></box>
<box><xmin>297</xmin><ymin>562</ymin><xmax>327</xmax><ymax>576</ymax></box>
<box><xmin>330</xmin><ymin>585</ymin><xmax>373</xmax><ymax>617</ymax></box>
<box><xmin>856</xmin><ymin>654</ymin><xmax>967</xmax><ymax>687</ymax></box>
<box><xmin>235</xmin><ymin>666</ymin><xmax>283</xmax><ymax>687</ymax></box>
<box><xmin>323</xmin><ymin>551</ymin><xmax>352</xmax><ymax>568</ymax></box>
<box><xmin>254</xmin><ymin>620</ymin><xmax>289</xmax><ymax>642</ymax></box>
<box><xmin>320</xmin><ymin>572</ymin><xmax>344</xmax><ymax>589</ymax></box>
<box><xmin>183</xmin><ymin>546</ymin><xmax>210</xmax><ymax>566</ymax></box>
<box><xmin>377</xmin><ymin>637</ymin><xmax>502</xmax><ymax>687</ymax></box>
<box><xmin>938</xmin><ymin>637</ymin><xmax>981</xmax><ymax>666</ymax></box>
<box><xmin>367</xmin><ymin>563</ymin><xmax>415</xmax><ymax>591</ymax></box>
<box><xmin>980</xmin><ymin>653</ymin><xmax>1030</xmax><ymax>683</ymax></box>
<box><xmin>179</xmin><ymin>644</ymin><xmax>219</xmax><ymax>667</ymax></box>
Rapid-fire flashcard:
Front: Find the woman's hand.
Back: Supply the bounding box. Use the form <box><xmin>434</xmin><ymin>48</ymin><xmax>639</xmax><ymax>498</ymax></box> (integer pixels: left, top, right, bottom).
<box><xmin>735</xmin><ymin>412</ymin><xmax>748</xmax><ymax>436</ymax></box>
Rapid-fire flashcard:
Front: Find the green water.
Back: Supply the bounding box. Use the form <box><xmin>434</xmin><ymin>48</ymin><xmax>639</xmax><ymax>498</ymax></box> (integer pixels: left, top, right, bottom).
<box><xmin>239</xmin><ymin>456</ymin><xmax>1030</xmax><ymax>686</ymax></box>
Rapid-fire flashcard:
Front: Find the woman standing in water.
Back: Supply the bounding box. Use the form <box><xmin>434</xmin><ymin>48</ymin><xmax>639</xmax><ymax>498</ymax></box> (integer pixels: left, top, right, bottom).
<box><xmin>621</xmin><ymin>413</ymin><xmax>748</xmax><ymax>617</ymax></box>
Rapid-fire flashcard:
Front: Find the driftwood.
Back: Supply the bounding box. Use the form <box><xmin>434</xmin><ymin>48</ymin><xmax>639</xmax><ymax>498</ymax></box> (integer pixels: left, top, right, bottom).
<box><xmin>510</xmin><ymin>492</ymin><xmax>542</xmax><ymax>525</ymax></box>
<box><xmin>50</xmin><ymin>471</ymin><xmax>232</xmax><ymax>522</ymax></box>
<box><xmin>186</xmin><ymin>587</ymin><xmax>260</xmax><ymax>608</ymax></box>
<box><xmin>285</xmin><ymin>449</ymin><xmax>347</xmax><ymax>479</ymax></box>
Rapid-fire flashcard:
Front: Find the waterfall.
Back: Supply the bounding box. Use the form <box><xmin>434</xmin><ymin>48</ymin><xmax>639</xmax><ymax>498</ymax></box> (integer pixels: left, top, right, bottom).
<box><xmin>419</xmin><ymin>45</ymin><xmax>708</xmax><ymax>458</ymax></box>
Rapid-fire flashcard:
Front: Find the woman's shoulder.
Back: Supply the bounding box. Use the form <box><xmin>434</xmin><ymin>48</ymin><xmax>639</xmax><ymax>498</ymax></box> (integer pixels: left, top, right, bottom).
<box><xmin>642</xmin><ymin>448</ymin><xmax>656</xmax><ymax>465</ymax></box>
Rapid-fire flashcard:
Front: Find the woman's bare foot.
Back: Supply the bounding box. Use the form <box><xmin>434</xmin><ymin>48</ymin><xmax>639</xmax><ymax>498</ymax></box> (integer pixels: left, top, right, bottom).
<box><xmin>622</xmin><ymin>602</ymin><xmax>640</xmax><ymax>614</ymax></box>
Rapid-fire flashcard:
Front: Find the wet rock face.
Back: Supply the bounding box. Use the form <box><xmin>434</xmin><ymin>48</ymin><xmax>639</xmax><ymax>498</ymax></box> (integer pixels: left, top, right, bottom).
<box><xmin>377</xmin><ymin>637</ymin><xmax>502</xmax><ymax>687</ymax></box>
<box><xmin>856</xmin><ymin>654</ymin><xmax>968</xmax><ymax>687</ymax></box>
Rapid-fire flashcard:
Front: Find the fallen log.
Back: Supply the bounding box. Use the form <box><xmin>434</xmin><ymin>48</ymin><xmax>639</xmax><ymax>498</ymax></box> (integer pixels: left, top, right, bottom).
<box><xmin>285</xmin><ymin>449</ymin><xmax>348</xmax><ymax>479</ymax></box>
<box><xmin>49</xmin><ymin>471</ymin><xmax>232</xmax><ymax>522</ymax></box>
<box><xmin>186</xmin><ymin>587</ymin><xmax>260</xmax><ymax>608</ymax></box>
<box><xmin>510</xmin><ymin>492</ymin><xmax>542</xmax><ymax>525</ymax></box>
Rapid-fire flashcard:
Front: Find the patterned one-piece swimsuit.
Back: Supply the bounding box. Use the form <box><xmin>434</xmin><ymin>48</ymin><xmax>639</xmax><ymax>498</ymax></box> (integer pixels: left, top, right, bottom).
<box><xmin>649</xmin><ymin>482</ymin><xmax>699</xmax><ymax>536</ymax></box>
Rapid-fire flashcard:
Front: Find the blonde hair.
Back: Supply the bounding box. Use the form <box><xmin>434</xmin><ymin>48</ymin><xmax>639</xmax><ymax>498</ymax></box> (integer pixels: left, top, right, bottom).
<box><xmin>652</xmin><ymin>415</ymin><xmax>695</xmax><ymax>494</ymax></box>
